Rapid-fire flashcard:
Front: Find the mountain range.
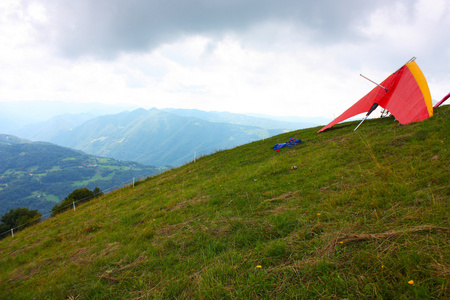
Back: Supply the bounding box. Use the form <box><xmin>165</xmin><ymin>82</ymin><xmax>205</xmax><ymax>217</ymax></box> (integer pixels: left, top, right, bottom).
<box><xmin>160</xmin><ymin>108</ymin><xmax>322</xmax><ymax>130</ymax></box>
<box><xmin>8</xmin><ymin>108</ymin><xmax>319</xmax><ymax>167</ymax></box>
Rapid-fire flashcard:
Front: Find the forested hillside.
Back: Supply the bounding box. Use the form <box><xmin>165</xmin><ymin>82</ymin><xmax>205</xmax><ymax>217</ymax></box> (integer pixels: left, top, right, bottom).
<box><xmin>0</xmin><ymin>135</ymin><xmax>159</xmax><ymax>215</ymax></box>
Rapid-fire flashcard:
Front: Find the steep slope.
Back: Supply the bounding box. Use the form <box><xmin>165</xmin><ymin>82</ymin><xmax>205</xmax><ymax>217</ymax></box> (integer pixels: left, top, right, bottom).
<box><xmin>0</xmin><ymin>106</ymin><xmax>448</xmax><ymax>299</ymax></box>
<box><xmin>0</xmin><ymin>134</ymin><xmax>159</xmax><ymax>215</ymax></box>
<box><xmin>50</xmin><ymin>108</ymin><xmax>281</xmax><ymax>166</ymax></box>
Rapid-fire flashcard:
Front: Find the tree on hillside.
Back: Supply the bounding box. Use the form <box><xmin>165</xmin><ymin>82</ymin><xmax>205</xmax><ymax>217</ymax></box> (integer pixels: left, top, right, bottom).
<box><xmin>0</xmin><ymin>207</ymin><xmax>42</xmax><ymax>239</ymax></box>
<box><xmin>51</xmin><ymin>187</ymin><xmax>103</xmax><ymax>217</ymax></box>
<box><xmin>93</xmin><ymin>187</ymin><xmax>104</xmax><ymax>197</ymax></box>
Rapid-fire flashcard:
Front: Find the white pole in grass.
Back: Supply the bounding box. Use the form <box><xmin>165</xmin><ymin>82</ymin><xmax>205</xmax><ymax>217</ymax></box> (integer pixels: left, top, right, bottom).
<box><xmin>133</xmin><ymin>178</ymin><xmax>135</xmax><ymax>188</ymax></box>
<box><xmin>354</xmin><ymin>115</ymin><xmax>369</xmax><ymax>131</ymax></box>
<box><xmin>194</xmin><ymin>151</ymin><xmax>196</xmax><ymax>163</ymax></box>
<box><xmin>11</xmin><ymin>228</ymin><xmax>14</xmax><ymax>238</ymax></box>
<box><xmin>73</xmin><ymin>201</ymin><xmax>76</xmax><ymax>212</ymax></box>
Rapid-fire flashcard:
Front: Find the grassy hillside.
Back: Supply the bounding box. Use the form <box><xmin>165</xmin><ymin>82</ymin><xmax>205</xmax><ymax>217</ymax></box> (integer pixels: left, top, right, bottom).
<box><xmin>0</xmin><ymin>106</ymin><xmax>448</xmax><ymax>299</ymax></box>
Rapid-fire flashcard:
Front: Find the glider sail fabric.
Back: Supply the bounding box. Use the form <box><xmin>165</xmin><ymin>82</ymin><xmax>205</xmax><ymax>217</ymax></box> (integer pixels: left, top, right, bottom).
<box><xmin>318</xmin><ymin>60</ymin><xmax>433</xmax><ymax>133</ymax></box>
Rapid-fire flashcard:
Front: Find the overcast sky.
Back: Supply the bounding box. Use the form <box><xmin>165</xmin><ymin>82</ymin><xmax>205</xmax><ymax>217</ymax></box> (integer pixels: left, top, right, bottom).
<box><xmin>1</xmin><ymin>0</ymin><xmax>449</xmax><ymax>119</ymax></box>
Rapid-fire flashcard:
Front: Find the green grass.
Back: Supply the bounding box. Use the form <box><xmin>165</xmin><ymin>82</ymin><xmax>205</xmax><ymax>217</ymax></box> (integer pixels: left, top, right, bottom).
<box><xmin>46</xmin><ymin>166</ymin><xmax>62</xmax><ymax>172</ymax></box>
<box><xmin>25</xmin><ymin>191</ymin><xmax>60</xmax><ymax>203</ymax></box>
<box><xmin>44</xmin><ymin>194</ymin><xmax>60</xmax><ymax>203</ymax></box>
<box><xmin>0</xmin><ymin>106</ymin><xmax>448</xmax><ymax>299</ymax></box>
<box><xmin>72</xmin><ymin>169</ymin><xmax>116</xmax><ymax>187</ymax></box>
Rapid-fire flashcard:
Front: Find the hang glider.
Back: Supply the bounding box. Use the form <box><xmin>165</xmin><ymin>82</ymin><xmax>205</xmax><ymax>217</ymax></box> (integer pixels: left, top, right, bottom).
<box><xmin>318</xmin><ymin>58</ymin><xmax>433</xmax><ymax>133</ymax></box>
<box><xmin>434</xmin><ymin>92</ymin><xmax>450</xmax><ymax>108</ymax></box>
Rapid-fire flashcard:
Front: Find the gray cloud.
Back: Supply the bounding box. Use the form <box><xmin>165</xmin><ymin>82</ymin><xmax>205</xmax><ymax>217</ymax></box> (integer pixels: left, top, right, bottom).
<box><xmin>26</xmin><ymin>0</ymin><xmax>393</xmax><ymax>59</ymax></box>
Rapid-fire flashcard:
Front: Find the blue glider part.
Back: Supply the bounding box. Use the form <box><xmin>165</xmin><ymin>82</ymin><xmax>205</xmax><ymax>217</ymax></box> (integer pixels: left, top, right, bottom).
<box><xmin>272</xmin><ymin>138</ymin><xmax>302</xmax><ymax>150</ymax></box>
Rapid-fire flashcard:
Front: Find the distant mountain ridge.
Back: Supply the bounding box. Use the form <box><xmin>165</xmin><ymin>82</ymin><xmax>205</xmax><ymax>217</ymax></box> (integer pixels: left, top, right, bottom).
<box><xmin>161</xmin><ymin>108</ymin><xmax>320</xmax><ymax>130</ymax></box>
<box><xmin>0</xmin><ymin>134</ymin><xmax>31</xmax><ymax>144</ymax></box>
<box><xmin>31</xmin><ymin>108</ymin><xmax>286</xmax><ymax>166</ymax></box>
<box><xmin>10</xmin><ymin>113</ymin><xmax>95</xmax><ymax>142</ymax></box>
<box><xmin>5</xmin><ymin>107</ymin><xmax>326</xmax><ymax>167</ymax></box>
<box><xmin>0</xmin><ymin>101</ymin><xmax>133</xmax><ymax>133</ymax></box>
<box><xmin>0</xmin><ymin>134</ymin><xmax>159</xmax><ymax>215</ymax></box>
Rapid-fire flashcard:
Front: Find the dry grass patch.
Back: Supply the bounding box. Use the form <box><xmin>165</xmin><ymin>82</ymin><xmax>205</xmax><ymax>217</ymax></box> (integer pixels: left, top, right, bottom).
<box><xmin>260</xmin><ymin>191</ymin><xmax>300</xmax><ymax>205</ymax></box>
<box><xmin>156</xmin><ymin>219</ymin><xmax>196</xmax><ymax>237</ymax></box>
<box><xmin>99</xmin><ymin>254</ymin><xmax>148</xmax><ymax>282</ymax></box>
<box><xmin>70</xmin><ymin>246</ymin><xmax>95</xmax><ymax>266</ymax></box>
<box><xmin>169</xmin><ymin>195</ymin><xmax>209</xmax><ymax>211</ymax></box>
<box><xmin>96</xmin><ymin>242</ymin><xmax>121</xmax><ymax>259</ymax></box>
<box><xmin>431</xmin><ymin>261</ymin><xmax>449</xmax><ymax>278</ymax></box>
<box><xmin>320</xmin><ymin>225</ymin><xmax>450</xmax><ymax>256</ymax></box>
<box><xmin>7</xmin><ymin>258</ymin><xmax>54</xmax><ymax>283</ymax></box>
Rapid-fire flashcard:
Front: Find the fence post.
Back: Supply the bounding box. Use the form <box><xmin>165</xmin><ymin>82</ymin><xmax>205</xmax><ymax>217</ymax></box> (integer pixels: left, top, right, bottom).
<box><xmin>73</xmin><ymin>201</ymin><xmax>76</xmax><ymax>212</ymax></box>
<box><xmin>194</xmin><ymin>151</ymin><xmax>196</xmax><ymax>163</ymax></box>
<box><xmin>133</xmin><ymin>178</ymin><xmax>135</xmax><ymax>188</ymax></box>
<box><xmin>11</xmin><ymin>228</ymin><xmax>14</xmax><ymax>238</ymax></box>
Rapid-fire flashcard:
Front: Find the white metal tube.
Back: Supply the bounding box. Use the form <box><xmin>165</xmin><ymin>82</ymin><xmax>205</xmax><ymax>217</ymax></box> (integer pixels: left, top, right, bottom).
<box><xmin>354</xmin><ymin>115</ymin><xmax>368</xmax><ymax>131</ymax></box>
<box><xmin>360</xmin><ymin>74</ymin><xmax>388</xmax><ymax>92</ymax></box>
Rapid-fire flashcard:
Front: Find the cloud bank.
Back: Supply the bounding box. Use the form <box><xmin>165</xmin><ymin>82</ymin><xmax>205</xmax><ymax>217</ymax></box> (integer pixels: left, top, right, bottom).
<box><xmin>1</xmin><ymin>0</ymin><xmax>449</xmax><ymax>118</ymax></box>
